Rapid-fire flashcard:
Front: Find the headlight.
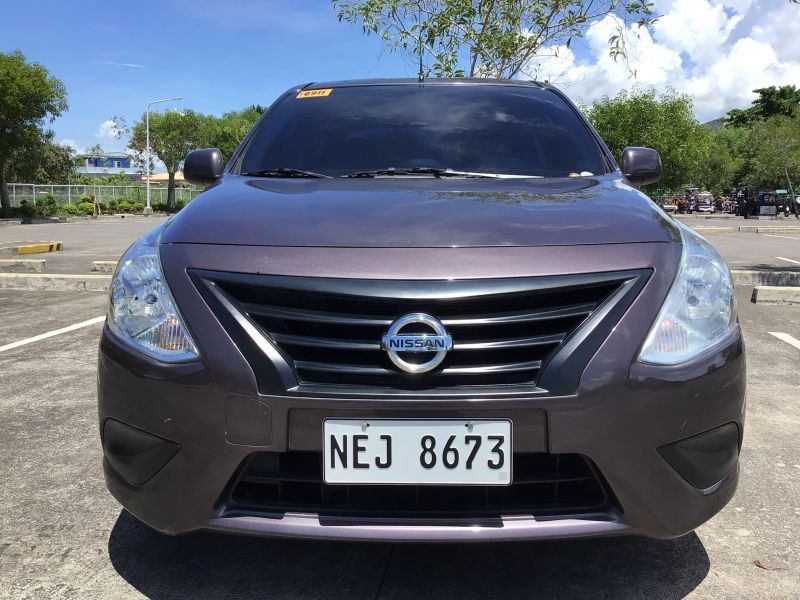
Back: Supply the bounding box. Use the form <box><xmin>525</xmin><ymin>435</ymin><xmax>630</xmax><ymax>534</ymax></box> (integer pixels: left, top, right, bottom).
<box><xmin>108</xmin><ymin>223</ymin><xmax>198</xmax><ymax>362</ymax></box>
<box><xmin>639</xmin><ymin>222</ymin><xmax>736</xmax><ymax>365</ymax></box>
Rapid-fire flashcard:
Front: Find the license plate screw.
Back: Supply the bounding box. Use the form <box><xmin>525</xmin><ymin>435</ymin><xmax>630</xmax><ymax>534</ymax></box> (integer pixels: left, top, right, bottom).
<box><xmin>465</xmin><ymin>421</ymin><xmax>474</xmax><ymax>432</ymax></box>
<box><xmin>361</xmin><ymin>421</ymin><xmax>370</xmax><ymax>431</ymax></box>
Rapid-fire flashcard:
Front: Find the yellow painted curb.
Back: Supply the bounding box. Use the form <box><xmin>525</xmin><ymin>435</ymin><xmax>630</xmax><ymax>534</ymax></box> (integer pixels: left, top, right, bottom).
<box><xmin>15</xmin><ymin>242</ymin><xmax>63</xmax><ymax>255</ymax></box>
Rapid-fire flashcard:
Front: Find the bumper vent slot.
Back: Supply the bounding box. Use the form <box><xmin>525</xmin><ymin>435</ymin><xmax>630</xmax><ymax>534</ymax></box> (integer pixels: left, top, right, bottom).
<box><xmin>225</xmin><ymin>451</ymin><xmax>613</xmax><ymax>519</ymax></box>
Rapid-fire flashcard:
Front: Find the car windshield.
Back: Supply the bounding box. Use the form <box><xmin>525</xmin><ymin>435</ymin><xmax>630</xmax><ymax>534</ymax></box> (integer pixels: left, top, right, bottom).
<box><xmin>239</xmin><ymin>84</ymin><xmax>609</xmax><ymax>178</ymax></box>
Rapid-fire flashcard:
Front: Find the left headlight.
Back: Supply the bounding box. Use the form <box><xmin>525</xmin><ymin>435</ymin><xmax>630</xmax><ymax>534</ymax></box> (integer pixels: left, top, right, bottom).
<box><xmin>108</xmin><ymin>223</ymin><xmax>199</xmax><ymax>362</ymax></box>
<box><xmin>638</xmin><ymin>222</ymin><xmax>737</xmax><ymax>365</ymax></box>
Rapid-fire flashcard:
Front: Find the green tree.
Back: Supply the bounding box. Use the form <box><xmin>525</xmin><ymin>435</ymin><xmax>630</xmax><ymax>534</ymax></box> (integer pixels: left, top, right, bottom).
<box><xmin>725</xmin><ymin>85</ymin><xmax>800</xmax><ymax>127</ymax></box>
<box><xmin>7</xmin><ymin>138</ymin><xmax>74</xmax><ymax>184</ymax></box>
<box><xmin>694</xmin><ymin>126</ymin><xmax>747</xmax><ymax>194</ymax></box>
<box><xmin>206</xmin><ymin>106</ymin><xmax>262</xmax><ymax>164</ymax></box>
<box><xmin>584</xmin><ymin>88</ymin><xmax>712</xmax><ymax>193</ymax></box>
<box><xmin>128</xmin><ymin>110</ymin><xmax>210</xmax><ymax>210</ymax></box>
<box><xmin>333</xmin><ymin>0</ymin><xmax>657</xmax><ymax>78</ymax></box>
<box><xmin>0</xmin><ymin>50</ymin><xmax>68</xmax><ymax>216</ymax></box>
<box><xmin>740</xmin><ymin>109</ymin><xmax>800</xmax><ymax>195</ymax></box>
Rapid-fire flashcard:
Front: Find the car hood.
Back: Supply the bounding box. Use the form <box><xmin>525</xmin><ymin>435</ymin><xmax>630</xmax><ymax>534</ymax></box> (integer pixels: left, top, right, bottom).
<box><xmin>161</xmin><ymin>174</ymin><xmax>679</xmax><ymax>247</ymax></box>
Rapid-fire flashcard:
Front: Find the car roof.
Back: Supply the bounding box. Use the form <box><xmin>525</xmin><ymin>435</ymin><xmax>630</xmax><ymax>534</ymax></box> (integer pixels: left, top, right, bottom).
<box><xmin>297</xmin><ymin>78</ymin><xmax>551</xmax><ymax>91</ymax></box>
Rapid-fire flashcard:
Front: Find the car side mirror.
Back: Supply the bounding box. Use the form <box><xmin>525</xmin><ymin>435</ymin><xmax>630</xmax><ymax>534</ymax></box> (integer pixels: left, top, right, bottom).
<box><xmin>183</xmin><ymin>148</ymin><xmax>223</xmax><ymax>186</ymax></box>
<box><xmin>621</xmin><ymin>147</ymin><xmax>662</xmax><ymax>187</ymax></box>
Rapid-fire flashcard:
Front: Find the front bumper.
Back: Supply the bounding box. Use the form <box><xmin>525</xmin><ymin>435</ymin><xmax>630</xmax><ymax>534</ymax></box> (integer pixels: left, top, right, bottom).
<box><xmin>98</xmin><ymin>242</ymin><xmax>746</xmax><ymax>542</ymax></box>
<box><xmin>99</xmin><ymin>329</ymin><xmax>744</xmax><ymax>541</ymax></box>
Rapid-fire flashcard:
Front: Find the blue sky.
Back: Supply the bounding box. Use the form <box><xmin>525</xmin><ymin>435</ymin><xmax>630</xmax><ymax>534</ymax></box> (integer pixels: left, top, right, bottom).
<box><xmin>0</xmin><ymin>0</ymin><xmax>416</xmax><ymax>152</ymax></box>
<box><xmin>2</xmin><ymin>0</ymin><xmax>798</xmax><ymax>154</ymax></box>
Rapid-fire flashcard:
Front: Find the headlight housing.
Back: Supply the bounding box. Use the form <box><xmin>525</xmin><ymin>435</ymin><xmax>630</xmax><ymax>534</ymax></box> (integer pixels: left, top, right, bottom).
<box><xmin>108</xmin><ymin>223</ymin><xmax>198</xmax><ymax>362</ymax></box>
<box><xmin>639</xmin><ymin>222</ymin><xmax>736</xmax><ymax>365</ymax></box>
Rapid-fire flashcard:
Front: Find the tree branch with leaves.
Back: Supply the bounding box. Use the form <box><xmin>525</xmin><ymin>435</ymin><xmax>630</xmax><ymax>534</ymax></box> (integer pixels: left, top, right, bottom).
<box><xmin>332</xmin><ymin>0</ymin><xmax>657</xmax><ymax>79</ymax></box>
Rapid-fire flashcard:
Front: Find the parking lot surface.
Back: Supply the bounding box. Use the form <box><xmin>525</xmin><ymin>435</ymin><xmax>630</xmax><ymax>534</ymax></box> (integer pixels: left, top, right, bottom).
<box><xmin>701</xmin><ymin>232</ymin><xmax>800</xmax><ymax>271</ymax></box>
<box><xmin>0</xmin><ymin>219</ymin><xmax>799</xmax><ymax>599</ymax></box>
<box><xmin>0</xmin><ymin>217</ymin><xmax>168</xmax><ymax>273</ymax></box>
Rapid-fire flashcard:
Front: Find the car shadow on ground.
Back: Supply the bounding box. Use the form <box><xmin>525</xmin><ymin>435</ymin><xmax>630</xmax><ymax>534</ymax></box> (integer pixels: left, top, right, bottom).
<box><xmin>108</xmin><ymin>510</ymin><xmax>709</xmax><ymax>599</ymax></box>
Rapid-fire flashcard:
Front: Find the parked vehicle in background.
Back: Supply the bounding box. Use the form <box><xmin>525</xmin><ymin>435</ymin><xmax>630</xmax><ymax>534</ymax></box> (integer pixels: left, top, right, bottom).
<box><xmin>661</xmin><ymin>195</ymin><xmax>678</xmax><ymax>213</ymax></box>
<box><xmin>720</xmin><ymin>196</ymin><xmax>739</xmax><ymax>214</ymax></box>
<box><xmin>697</xmin><ymin>192</ymin><xmax>715</xmax><ymax>213</ymax></box>
<box><xmin>677</xmin><ymin>188</ymin><xmax>698</xmax><ymax>213</ymax></box>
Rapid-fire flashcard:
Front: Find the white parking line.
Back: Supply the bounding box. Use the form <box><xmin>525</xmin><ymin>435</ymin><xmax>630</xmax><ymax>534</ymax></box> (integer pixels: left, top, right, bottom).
<box><xmin>0</xmin><ymin>316</ymin><xmax>105</xmax><ymax>353</ymax></box>
<box><xmin>769</xmin><ymin>332</ymin><xmax>800</xmax><ymax>351</ymax></box>
<box><xmin>764</xmin><ymin>234</ymin><xmax>800</xmax><ymax>241</ymax></box>
<box><xmin>775</xmin><ymin>256</ymin><xmax>800</xmax><ymax>265</ymax></box>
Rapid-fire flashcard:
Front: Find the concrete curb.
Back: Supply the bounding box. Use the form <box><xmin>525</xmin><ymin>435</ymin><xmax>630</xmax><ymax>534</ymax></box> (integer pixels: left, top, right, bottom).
<box><xmin>0</xmin><ymin>259</ymin><xmax>46</xmax><ymax>273</ymax></box>
<box><xmin>0</xmin><ymin>241</ymin><xmax>63</xmax><ymax>257</ymax></box>
<box><xmin>691</xmin><ymin>226</ymin><xmax>734</xmax><ymax>233</ymax></box>
<box><xmin>751</xmin><ymin>286</ymin><xmax>800</xmax><ymax>304</ymax></box>
<box><xmin>17</xmin><ymin>241</ymin><xmax>63</xmax><ymax>254</ymax></box>
<box><xmin>739</xmin><ymin>225</ymin><xmax>800</xmax><ymax>233</ymax></box>
<box><xmin>731</xmin><ymin>270</ymin><xmax>800</xmax><ymax>287</ymax></box>
<box><xmin>672</xmin><ymin>214</ymin><xmax>739</xmax><ymax>220</ymax></box>
<box><xmin>0</xmin><ymin>273</ymin><xmax>111</xmax><ymax>292</ymax></box>
<box><xmin>91</xmin><ymin>260</ymin><xmax>118</xmax><ymax>273</ymax></box>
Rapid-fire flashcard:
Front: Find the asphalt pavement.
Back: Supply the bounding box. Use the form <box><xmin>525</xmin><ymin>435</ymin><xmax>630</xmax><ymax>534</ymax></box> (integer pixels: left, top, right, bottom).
<box><xmin>0</xmin><ymin>217</ymin><xmax>168</xmax><ymax>273</ymax></box>
<box><xmin>0</xmin><ymin>217</ymin><xmax>799</xmax><ymax>599</ymax></box>
<box><xmin>701</xmin><ymin>231</ymin><xmax>800</xmax><ymax>271</ymax></box>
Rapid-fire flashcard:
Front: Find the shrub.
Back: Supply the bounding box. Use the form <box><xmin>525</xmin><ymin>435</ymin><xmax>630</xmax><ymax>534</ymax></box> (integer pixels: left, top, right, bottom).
<box><xmin>77</xmin><ymin>201</ymin><xmax>95</xmax><ymax>216</ymax></box>
<box><xmin>175</xmin><ymin>200</ymin><xmax>186</xmax><ymax>212</ymax></box>
<box><xmin>131</xmin><ymin>202</ymin><xmax>145</xmax><ymax>213</ymax></box>
<box><xmin>152</xmin><ymin>201</ymin><xmax>167</xmax><ymax>213</ymax></box>
<box><xmin>117</xmin><ymin>200</ymin><xmax>132</xmax><ymax>213</ymax></box>
<box><xmin>34</xmin><ymin>194</ymin><xmax>58</xmax><ymax>218</ymax></box>
<box><xmin>78</xmin><ymin>194</ymin><xmax>95</xmax><ymax>203</ymax></box>
<box><xmin>59</xmin><ymin>203</ymin><xmax>80</xmax><ymax>215</ymax></box>
<box><xmin>18</xmin><ymin>199</ymin><xmax>34</xmax><ymax>218</ymax></box>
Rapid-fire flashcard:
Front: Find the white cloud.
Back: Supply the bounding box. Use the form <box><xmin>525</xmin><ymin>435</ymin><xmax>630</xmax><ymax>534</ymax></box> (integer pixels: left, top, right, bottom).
<box><xmin>750</xmin><ymin>1</ymin><xmax>800</xmax><ymax>63</ymax></box>
<box><xmin>534</xmin><ymin>0</ymin><xmax>800</xmax><ymax>121</ymax></box>
<box><xmin>96</xmin><ymin>61</ymin><xmax>145</xmax><ymax>69</ymax></box>
<box><xmin>58</xmin><ymin>139</ymin><xmax>84</xmax><ymax>154</ymax></box>
<box><xmin>95</xmin><ymin>119</ymin><xmax>123</xmax><ymax>141</ymax></box>
<box><xmin>653</xmin><ymin>0</ymin><xmax>742</xmax><ymax>65</ymax></box>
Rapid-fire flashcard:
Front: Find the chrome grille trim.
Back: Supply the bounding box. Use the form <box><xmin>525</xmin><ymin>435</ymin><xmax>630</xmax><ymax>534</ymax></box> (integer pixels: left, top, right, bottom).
<box><xmin>191</xmin><ymin>270</ymin><xmax>651</xmax><ymax>396</ymax></box>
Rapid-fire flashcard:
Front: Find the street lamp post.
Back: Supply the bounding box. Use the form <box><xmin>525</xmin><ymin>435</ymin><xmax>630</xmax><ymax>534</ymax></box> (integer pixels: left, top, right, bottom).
<box><xmin>145</xmin><ymin>96</ymin><xmax>182</xmax><ymax>215</ymax></box>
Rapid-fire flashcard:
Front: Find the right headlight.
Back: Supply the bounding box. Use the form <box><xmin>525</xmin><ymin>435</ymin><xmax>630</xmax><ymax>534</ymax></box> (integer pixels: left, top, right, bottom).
<box><xmin>638</xmin><ymin>222</ymin><xmax>737</xmax><ymax>365</ymax></box>
<box><xmin>108</xmin><ymin>223</ymin><xmax>198</xmax><ymax>363</ymax></box>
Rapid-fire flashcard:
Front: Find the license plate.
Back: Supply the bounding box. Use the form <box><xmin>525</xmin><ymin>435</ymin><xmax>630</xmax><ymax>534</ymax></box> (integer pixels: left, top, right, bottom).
<box><xmin>323</xmin><ymin>419</ymin><xmax>512</xmax><ymax>485</ymax></box>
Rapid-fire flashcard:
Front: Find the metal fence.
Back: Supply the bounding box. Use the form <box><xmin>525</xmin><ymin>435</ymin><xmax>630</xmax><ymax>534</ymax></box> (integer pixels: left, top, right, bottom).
<box><xmin>6</xmin><ymin>183</ymin><xmax>202</xmax><ymax>207</ymax></box>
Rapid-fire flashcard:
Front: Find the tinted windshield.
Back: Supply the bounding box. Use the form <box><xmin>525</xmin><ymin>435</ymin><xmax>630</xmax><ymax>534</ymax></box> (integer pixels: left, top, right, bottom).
<box><xmin>239</xmin><ymin>84</ymin><xmax>608</xmax><ymax>178</ymax></box>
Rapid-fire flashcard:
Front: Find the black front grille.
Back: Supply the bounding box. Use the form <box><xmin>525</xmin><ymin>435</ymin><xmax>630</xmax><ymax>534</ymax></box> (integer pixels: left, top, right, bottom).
<box><xmin>224</xmin><ymin>451</ymin><xmax>612</xmax><ymax>518</ymax></box>
<box><xmin>197</xmin><ymin>272</ymin><xmax>637</xmax><ymax>391</ymax></box>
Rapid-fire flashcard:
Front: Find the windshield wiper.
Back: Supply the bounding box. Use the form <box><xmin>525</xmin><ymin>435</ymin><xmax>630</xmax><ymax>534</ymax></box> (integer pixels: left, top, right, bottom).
<box><xmin>241</xmin><ymin>168</ymin><xmax>331</xmax><ymax>178</ymax></box>
<box><xmin>344</xmin><ymin>167</ymin><xmax>495</xmax><ymax>178</ymax></box>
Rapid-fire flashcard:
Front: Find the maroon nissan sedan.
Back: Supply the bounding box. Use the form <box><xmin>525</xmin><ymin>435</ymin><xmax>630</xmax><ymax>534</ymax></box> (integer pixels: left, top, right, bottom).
<box><xmin>98</xmin><ymin>79</ymin><xmax>745</xmax><ymax>542</ymax></box>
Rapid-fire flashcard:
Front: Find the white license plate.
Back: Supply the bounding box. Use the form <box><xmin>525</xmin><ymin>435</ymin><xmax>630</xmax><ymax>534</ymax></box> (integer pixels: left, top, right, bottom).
<box><xmin>323</xmin><ymin>419</ymin><xmax>512</xmax><ymax>485</ymax></box>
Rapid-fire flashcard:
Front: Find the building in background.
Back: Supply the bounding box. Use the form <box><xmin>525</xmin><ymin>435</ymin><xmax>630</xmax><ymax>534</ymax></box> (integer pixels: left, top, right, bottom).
<box><xmin>75</xmin><ymin>151</ymin><xmax>140</xmax><ymax>179</ymax></box>
<box><xmin>148</xmin><ymin>170</ymin><xmax>186</xmax><ymax>183</ymax></box>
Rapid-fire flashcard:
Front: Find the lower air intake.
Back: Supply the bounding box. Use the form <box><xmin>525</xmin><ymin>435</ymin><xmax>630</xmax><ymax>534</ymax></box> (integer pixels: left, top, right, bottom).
<box><xmin>224</xmin><ymin>451</ymin><xmax>614</xmax><ymax>519</ymax></box>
